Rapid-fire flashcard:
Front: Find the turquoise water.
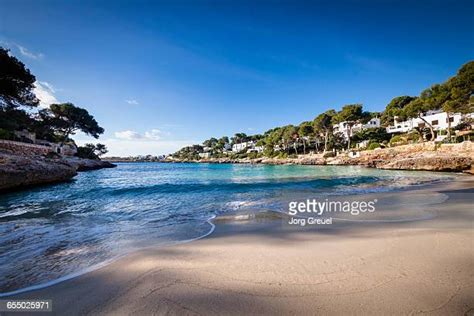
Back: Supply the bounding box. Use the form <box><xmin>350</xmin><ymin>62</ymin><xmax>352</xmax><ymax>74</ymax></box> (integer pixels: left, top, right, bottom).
<box><xmin>0</xmin><ymin>163</ymin><xmax>453</xmax><ymax>294</ymax></box>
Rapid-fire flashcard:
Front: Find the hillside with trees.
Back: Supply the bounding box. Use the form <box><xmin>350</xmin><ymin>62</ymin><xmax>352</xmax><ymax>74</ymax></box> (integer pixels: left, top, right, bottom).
<box><xmin>173</xmin><ymin>61</ymin><xmax>473</xmax><ymax>160</ymax></box>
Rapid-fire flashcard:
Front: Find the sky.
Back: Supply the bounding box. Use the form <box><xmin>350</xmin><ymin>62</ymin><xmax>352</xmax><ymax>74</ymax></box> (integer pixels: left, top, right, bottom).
<box><xmin>1</xmin><ymin>0</ymin><xmax>473</xmax><ymax>156</ymax></box>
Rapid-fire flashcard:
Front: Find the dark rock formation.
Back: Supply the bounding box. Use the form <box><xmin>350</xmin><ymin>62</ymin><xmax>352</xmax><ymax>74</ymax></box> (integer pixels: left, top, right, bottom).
<box><xmin>0</xmin><ymin>152</ymin><xmax>77</xmax><ymax>191</ymax></box>
<box><xmin>63</xmin><ymin>157</ymin><xmax>116</xmax><ymax>171</ymax></box>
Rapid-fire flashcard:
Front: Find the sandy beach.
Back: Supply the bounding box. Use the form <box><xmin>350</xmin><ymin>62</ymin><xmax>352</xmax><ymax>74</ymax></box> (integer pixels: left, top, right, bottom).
<box><xmin>7</xmin><ymin>176</ymin><xmax>474</xmax><ymax>315</ymax></box>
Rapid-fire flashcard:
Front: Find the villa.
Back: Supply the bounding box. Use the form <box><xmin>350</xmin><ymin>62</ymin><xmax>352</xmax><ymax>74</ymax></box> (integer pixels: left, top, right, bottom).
<box><xmin>232</xmin><ymin>141</ymin><xmax>253</xmax><ymax>153</ymax></box>
<box><xmin>333</xmin><ymin>117</ymin><xmax>381</xmax><ymax>140</ymax></box>
<box><xmin>386</xmin><ymin>110</ymin><xmax>472</xmax><ymax>134</ymax></box>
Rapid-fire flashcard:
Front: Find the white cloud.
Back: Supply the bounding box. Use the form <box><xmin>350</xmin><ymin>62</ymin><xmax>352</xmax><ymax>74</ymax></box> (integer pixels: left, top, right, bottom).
<box><xmin>144</xmin><ymin>129</ymin><xmax>165</xmax><ymax>140</ymax></box>
<box><xmin>114</xmin><ymin>130</ymin><xmax>144</xmax><ymax>140</ymax></box>
<box><xmin>34</xmin><ymin>81</ymin><xmax>59</xmax><ymax>108</ymax></box>
<box><xmin>16</xmin><ymin>44</ymin><xmax>44</xmax><ymax>60</ymax></box>
<box><xmin>125</xmin><ymin>99</ymin><xmax>139</xmax><ymax>105</ymax></box>
<box><xmin>115</xmin><ymin>129</ymin><xmax>169</xmax><ymax>141</ymax></box>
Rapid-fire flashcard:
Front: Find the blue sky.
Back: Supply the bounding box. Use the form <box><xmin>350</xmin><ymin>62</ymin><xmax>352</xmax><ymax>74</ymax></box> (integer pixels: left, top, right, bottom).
<box><xmin>1</xmin><ymin>0</ymin><xmax>473</xmax><ymax>156</ymax></box>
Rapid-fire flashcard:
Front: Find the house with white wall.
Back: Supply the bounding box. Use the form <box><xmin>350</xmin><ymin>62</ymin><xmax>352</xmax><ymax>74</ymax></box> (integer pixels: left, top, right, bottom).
<box><xmin>232</xmin><ymin>141</ymin><xmax>255</xmax><ymax>153</ymax></box>
<box><xmin>386</xmin><ymin>110</ymin><xmax>469</xmax><ymax>134</ymax></box>
<box><xmin>333</xmin><ymin>117</ymin><xmax>381</xmax><ymax>140</ymax></box>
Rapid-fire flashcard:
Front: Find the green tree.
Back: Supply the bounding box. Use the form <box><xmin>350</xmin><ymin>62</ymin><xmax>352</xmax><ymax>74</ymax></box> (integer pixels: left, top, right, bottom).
<box><xmin>298</xmin><ymin>121</ymin><xmax>313</xmax><ymax>154</ymax></box>
<box><xmin>352</xmin><ymin>127</ymin><xmax>390</xmax><ymax>144</ymax></box>
<box><xmin>0</xmin><ymin>47</ymin><xmax>39</xmax><ymax>137</ymax></box>
<box><xmin>203</xmin><ymin>137</ymin><xmax>218</xmax><ymax>148</ymax></box>
<box><xmin>0</xmin><ymin>47</ymin><xmax>38</xmax><ymax>109</ymax></box>
<box><xmin>333</xmin><ymin>104</ymin><xmax>364</xmax><ymax>150</ymax></box>
<box><xmin>231</xmin><ymin>133</ymin><xmax>248</xmax><ymax>145</ymax></box>
<box><xmin>282</xmin><ymin>125</ymin><xmax>298</xmax><ymax>154</ymax></box>
<box><xmin>76</xmin><ymin>143</ymin><xmax>108</xmax><ymax>160</ymax></box>
<box><xmin>442</xmin><ymin>61</ymin><xmax>474</xmax><ymax>140</ymax></box>
<box><xmin>402</xmin><ymin>96</ymin><xmax>437</xmax><ymax>141</ymax></box>
<box><xmin>381</xmin><ymin>96</ymin><xmax>416</xmax><ymax>126</ymax></box>
<box><xmin>47</xmin><ymin>103</ymin><xmax>104</xmax><ymax>141</ymax></box>
<box><xmin>313</xmin><ymin>109</ymin><xmax>336</xmax><ymax>152</ymax></box>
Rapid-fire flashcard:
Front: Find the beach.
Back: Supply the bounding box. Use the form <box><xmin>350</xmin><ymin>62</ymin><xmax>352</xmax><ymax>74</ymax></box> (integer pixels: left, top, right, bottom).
<box><xmin>7</xmin><ymin>175</ymin><xmax>474</xmax><ymax>315</ymax></box>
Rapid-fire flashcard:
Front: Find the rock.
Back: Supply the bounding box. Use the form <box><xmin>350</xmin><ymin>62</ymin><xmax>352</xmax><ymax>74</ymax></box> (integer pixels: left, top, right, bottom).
<box><xmin>378</xmin><ymin>156</ymin><xmax>472</xmax><ymax>172</ymax></box>
<box><xmin>0</xmin><ymin>152</ymin><xmax>77</xmax><ymax>191</ymax></box>
<box><xmin>63</xmin><ymin>157</ymin><xmax>117</xmax><ymax>171</ymax></box>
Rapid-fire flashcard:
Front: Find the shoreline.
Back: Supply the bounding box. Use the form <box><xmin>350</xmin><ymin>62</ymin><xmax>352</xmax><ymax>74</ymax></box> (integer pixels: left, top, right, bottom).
<box><xmin>0</xmin><ymin>170</ymin><xmax>463</xmax><ymax>298</ymax></box>
<box><xmin>6</xmin><ymin>176</ymin><xmax>474</xmax><ymax>314</ymax></box>
<box><xmin>158</xmin><ymin>141</ymin><xmax>474</xmax><ymax>174</ymax></box>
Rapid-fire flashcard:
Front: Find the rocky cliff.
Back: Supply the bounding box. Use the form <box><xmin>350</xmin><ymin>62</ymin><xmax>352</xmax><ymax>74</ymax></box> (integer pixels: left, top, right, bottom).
<box><xmin>0</xmin><ymin>152</ymin><xmax>117</xmax><ymax>192</ymax></box>
<box><xmin>0</xmin><ymin>152</ymin><xmax>78</xmax><ymax>191</ymax></box>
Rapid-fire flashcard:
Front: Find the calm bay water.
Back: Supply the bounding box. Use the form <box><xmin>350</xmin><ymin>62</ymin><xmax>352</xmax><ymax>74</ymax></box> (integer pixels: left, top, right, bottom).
<box><xmin>0</xmin><ymin>163</ymin><xmax>453</xmax><ymax>294</ymax></box>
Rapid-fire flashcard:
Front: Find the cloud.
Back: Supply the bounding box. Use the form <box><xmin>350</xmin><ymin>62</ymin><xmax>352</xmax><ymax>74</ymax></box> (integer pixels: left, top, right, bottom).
<box><xmin>34</xmin><ymin>81</ymin><xmax>59</xmax><ymax>108</ymax></box>
<box><xmin>125</xmin><ymin>99</ymin><xmax>139</xmax><ymax>105</ymax></box>
<box><xmin>16</xmin><ymin>44</ymin><xmax>44</xmax><ymax>60</ymax></box>
<box><xmin>144</xmin><ymin>129</ymin><xmax>165</xmax><ymax>140</ymax></box>
<box><xmin>114</xmin><ymin>130</ymin><xmax>144</xmax><ymax>140</ymax></box>
<box><xmin>114</xmin><ymin>129</ymin><xmax>168</xmax><ymax>141</ymax></box>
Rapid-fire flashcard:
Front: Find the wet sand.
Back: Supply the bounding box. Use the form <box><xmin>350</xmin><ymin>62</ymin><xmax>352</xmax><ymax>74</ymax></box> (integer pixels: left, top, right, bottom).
<box><xmin>6</xmin><ymin>176</ymin><xmax>474</xmax><ymax>315</ymax></box>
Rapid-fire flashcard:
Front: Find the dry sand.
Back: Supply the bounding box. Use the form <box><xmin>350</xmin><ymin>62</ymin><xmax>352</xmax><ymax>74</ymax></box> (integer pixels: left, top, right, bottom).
<box><xmin>7</xmin><ymin>176</ymin><xmax>474</xmax><ymax>315</ymax></box>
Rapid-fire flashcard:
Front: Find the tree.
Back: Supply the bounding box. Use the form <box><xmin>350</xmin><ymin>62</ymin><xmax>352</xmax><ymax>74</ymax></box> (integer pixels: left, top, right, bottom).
<box><xmin>231</xmin><ymin>133</ymin><xmax>248</xmax><ymax>145</ymax></box>
<box><xmin>352</xmin><ymin>127</ymin><xmax>390</xmax><ymax>144</ymax></box>
<box><xmin>47</xmin><ymin>103</ymin><xmax>104</xmax><ymax>141</ymax></box>
<box><xmin>442</xmin><ymin>61</ymin><xmax>474</xmax><ymax>141</ymax></box>
<box><xmin>282</xmin><ymin>125</ymin><xmax>298</xmax><ymax>154</ymax></box>
<box><xmin>313</xmin><ymin>109</ymin><xmax>336</xmax><ymax>152</ymax></box>
<box><xmin>95</xmin><ymin>143</ymin><xmax>108</xmax><ymax>157</ymax></box>
<box><xmin>298</xmin><ymin>121</ymin><xmax>313</xmax><ymax>154</ymax></box>
<box><xmin>402</xmin><ymin>97</ymin><xmax>435</xmax><ymax>141</ymax></box>
<box><xmin>333</xmin><ymin>104</ymin><xmax>364</xmax><ymax>150</ymax></box>
<box><xmin>381</xmin><ymin>96</ymin><xmax>416</xmax><ymax>126</ymax></box>
<box><xmin>0</xmin><ymin>47</ymin><xmax>39</xmax><ymax>109</ymax></box>
<box><xmin>203</xmin><ymin>137</ymin><xmax>218</xmax><ymax>148</ymax></box>
<box><xmin>76</xmin><ymin>143</ymin><xmax>108</xmax><ymax>160</ymax></box>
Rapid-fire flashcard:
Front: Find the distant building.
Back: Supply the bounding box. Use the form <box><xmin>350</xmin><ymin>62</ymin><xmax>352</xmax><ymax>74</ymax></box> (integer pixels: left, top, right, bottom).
<box><xmin>198</xmin><ymin>152</ymin><xmax>211</xmax><ymax>159</ymax></box>
<box><xmin>333</xmin><ymin>117</ymin><xmax>381</xmax><ymax>140</ymax></box>
<box><xmin>386</xmin><ymin>111</ymin><xmax>470</xmax><ymax>134</ymax></box>
<box><xmin>248</xmin><ymin>145</ymin><xmax>264</xmax><ymax>153</ymax></box>
<box><xmin>232</xmin><ymin>141</ymin><xmax>255</xmax><ymax>153</ymax></box>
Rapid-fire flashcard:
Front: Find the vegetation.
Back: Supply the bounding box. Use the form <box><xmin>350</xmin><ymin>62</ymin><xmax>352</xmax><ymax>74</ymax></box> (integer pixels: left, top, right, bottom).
<box><xmin>76</xmin><ymin>143</ymin><xmax>108</xmax><ymax>159</ymax></box>
<box><xmin>173</xmin><ymin>61</ymin><xmax>473</xmax><ymax>160</ymax></box>
<box><xmin>0</xmin><ymin>47</ymin><xmax>105</xmax><ymax>158</ymax></box>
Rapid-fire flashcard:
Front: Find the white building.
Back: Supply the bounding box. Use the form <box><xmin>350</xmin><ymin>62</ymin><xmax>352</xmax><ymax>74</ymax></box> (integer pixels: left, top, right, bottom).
<box><xmin>248</xmin><ymin>145</ymin><xmax>264</xmax><ymax>153</ymax></box>
<box><xmin>333</xmin><ymin>117</ymin><xmax>381</xmax><ymax>140</ymax></box>
<box><xmin>386</xmin><ymin>110</ymin><xmax>468</xmax><ymax>134</ymax></box>
<box><xmin>198</xmin><ymin>152</ymin><xmax>211</xmax><ymax>159</ymax></box>
<box><xmin>232</xmin><ymin>141</ymin><xmax>255</xmax><ymax>153</ymax></box>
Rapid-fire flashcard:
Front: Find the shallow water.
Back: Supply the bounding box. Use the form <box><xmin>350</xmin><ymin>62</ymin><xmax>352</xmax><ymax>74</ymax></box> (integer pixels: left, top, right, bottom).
<box><xmin>0</xmin><ymin>163</ymin><xmax>454</xmax><ymax>294</ymax></box>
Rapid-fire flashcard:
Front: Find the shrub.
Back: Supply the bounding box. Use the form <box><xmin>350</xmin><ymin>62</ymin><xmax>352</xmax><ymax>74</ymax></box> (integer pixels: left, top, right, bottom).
<box><xmin>0</xmin><ymin>128</ymin><xmax>13</xmax><ymax>140</ymax></box>
<box><xmin>389</xmin><ymin>135</ymin><xmax>407</xmax><ymax>146</ymax></box>
<box><xmin>367</xmin><ymin>142</ymin><xmax>381</xmax><ymax>150</ymax></box>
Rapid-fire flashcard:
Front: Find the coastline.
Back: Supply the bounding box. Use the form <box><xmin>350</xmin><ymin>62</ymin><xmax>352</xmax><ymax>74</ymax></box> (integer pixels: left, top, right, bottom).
<box><xmin>6</xmin><ymin>175</ymin><xmax>474</xmax><ymax>315</ymax></box>
<box><xmin>161</xmin><ymin>141</ymin><xmax>474</xmax><ymax>174</ymax></box>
